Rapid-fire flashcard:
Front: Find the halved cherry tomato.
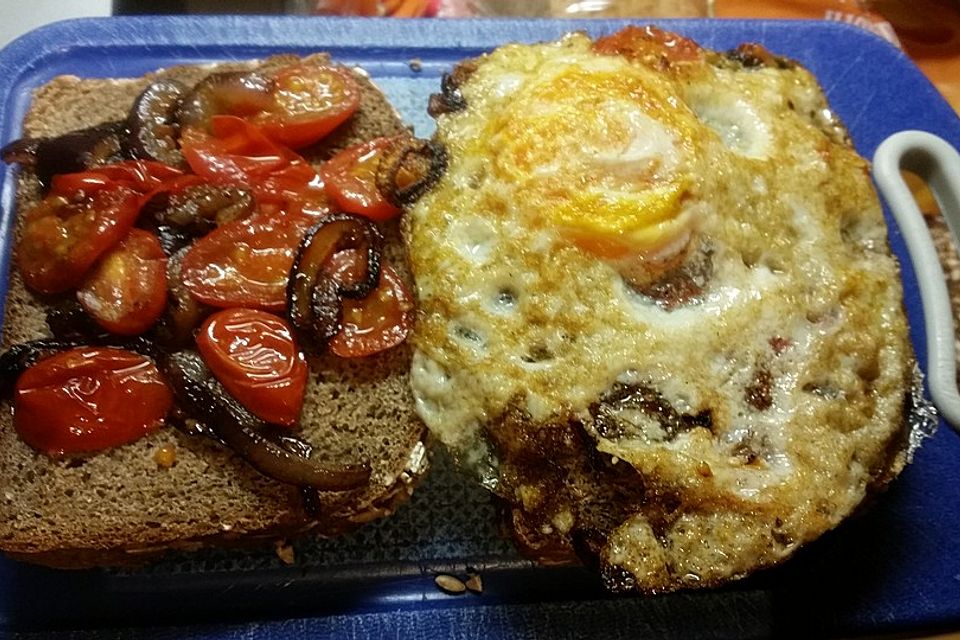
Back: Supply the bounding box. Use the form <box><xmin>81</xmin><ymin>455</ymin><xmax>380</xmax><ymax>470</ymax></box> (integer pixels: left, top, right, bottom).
<box><xmin>177</xmin><ymin>71</ymin><xmax>276</xmax><ymax>134</ymax></box>
<box><xmin>181</xmin><ymin>116</ymin><xmax>328</xmax><ymax>216</ymax></box>
<box><xmin>51</xmin><ymin>160</ymin><xmax>184</xmax><ymax>197</ymax></box>
<box><xmin>14</xmin><ymin>347</ymin><xmax>172</xmax><ymax>456</ymax></box>
<box><xmin>320</xmin><ymin>137</ymin><xmax>401</xmax><ymax>222</ymax></box>
<box><xmin>180</xmin><ymin>211</ymin><xmax>315</xmax><ymax>311</ymax></box>
<box><xmin>76</xmin><ymin>229</ymin><xmax>168</xmax><ymax>336</ymax></box>
<box><xmin>256</xmin><ymin>159</ymin><xmax>329</xmax><ymax>217</ymax></box>
<box><xmin>326</xmin><ymin>250</ymin><xmax>414</xmax><ymax>358</ymax></box>
<box><xmin>138</xmin><ymin>173</ymin><xmax>209</xmax><ymax>207</ymax></box>
<box><xmin>197</xmin><ymin>308</ymin><xmax>307</xmax><ymax>427</ymax></box>
<box><xmin>16</xmin><ymin>187</ymin><xmax>141</xmax><ymax>294</ymax></box>
<box><xmin>253</xmin><ymin>65</ymin><xmax>361</xmax><ymax>149</ymax></box>
<box><xmin>209</xmin><ymin>114</ymin><xmax>290</xmax><ymax>157</ymax></box>
<box><xmin>593</xmin><ymin>25</ymin><xmax>703</xmax><ymax>64</ymax></box>
<box><xmin>181</xmin><ymin>116</ymin><xmax>294</xmax><ymax>186</ymax></box>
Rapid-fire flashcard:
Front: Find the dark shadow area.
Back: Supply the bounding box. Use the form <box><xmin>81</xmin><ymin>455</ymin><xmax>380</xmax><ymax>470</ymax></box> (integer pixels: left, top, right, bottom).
<box><xmin>0</xmin><ymin>557</ymin><xmax>776</xmax><ymax>639</ymax></box>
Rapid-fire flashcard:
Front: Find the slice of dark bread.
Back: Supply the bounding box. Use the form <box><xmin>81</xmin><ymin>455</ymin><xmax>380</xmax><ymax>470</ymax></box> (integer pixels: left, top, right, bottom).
<box><xmin>0</xmin><ymin>54</ymin><xmax>427</xmax><ymax>568</ymax></box>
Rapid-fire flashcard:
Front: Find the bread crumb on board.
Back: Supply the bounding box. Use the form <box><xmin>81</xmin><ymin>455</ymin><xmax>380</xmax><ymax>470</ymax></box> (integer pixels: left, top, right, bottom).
<box><xmin>434</xmin><ymin>571</ymin><xmax>483</xmax><ymax>595</ymax></box>
<box><xmin>274</xmin><ymin>539</ymin><xmax>295</xmax><ymax>565</ymax></box>
<box><xmin>465</xmin><ymin>573</ymin><xmax>483</xmax><ymax>594</ymax></box>
<box><xmin>434</xmin><ymin>574</ymin><xmax>466</xmax><ymax>594</ymax></box>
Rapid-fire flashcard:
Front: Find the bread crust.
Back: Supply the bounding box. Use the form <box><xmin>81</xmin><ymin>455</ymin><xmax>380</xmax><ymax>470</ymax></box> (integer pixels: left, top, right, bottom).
<box><xmin>0</xmin><ymin>55</ymin><xmax>427</xmax><ymax>568</ymax></box>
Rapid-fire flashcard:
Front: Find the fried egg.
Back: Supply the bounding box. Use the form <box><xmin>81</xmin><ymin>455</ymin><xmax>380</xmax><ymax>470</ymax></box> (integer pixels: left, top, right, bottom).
<box><xmin>406</xmin><ymin>27</ymin><xmax>918</xmax><ymax>592</ymax></box>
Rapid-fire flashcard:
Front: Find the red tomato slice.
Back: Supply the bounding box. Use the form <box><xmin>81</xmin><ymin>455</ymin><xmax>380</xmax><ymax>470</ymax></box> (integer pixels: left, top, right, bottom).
<box><xmin>16</xmin><ymin>187</ymin><xmax>141</xmax><ymax>294</ymax></box>
<box><xmin>197</xmin><ymin>308</ymin><xmax>308</xmax><ymax>427</ymax></box>
<box><xmin>50</xmin><ymin>173</ymin><xmax>114</xmax><ymax>196</ymax></box>
<box><xmin>180</xmin><ymin>211</ymin><xmax>314</xmax><ymax>311</ymax></box>
<box><xmin>327</xmin><ymin>251</ymin><xmax>414</xmax><ymax>358</ymax></box>
<box><xmin>253</xmin><ymin>65</ymin><xmax>361</xmax><ymax>149</ymax></box>
<box><xmin>14</xmin><ymin>347</ymin><xmax>172</xmax><ymax>456</ymax></box>
<box><xmin>181</xmin><ymin>116</ymin><xmax>328</xmax><ymax>217</ymax></box>
<box><xmin>138</xmin><ymin>173</ymin><xmax>209</xmax><ymax>205</ymax></box>
<box><xmin>209</xmin><ymin>115</ymin><xmax>293</xmax><ymax>158</ymax></box>
<box><xmin>256</xmin><ymin>159</ymin><xmax>329</xmax><ymax>217</ymax></box>
<box><xmin>51</xmin><ymin>160</ymin><xmax>184</xmax><ymax>197</ymax></box>
<box><xmin>181</xmin><ymin>116</ymin><xmax>293</xmax><ymax>186</ymax></box>
<box><xmin>320</xmin><ymin>137</ymin><xmax>401</xmax><ymax>222</ymax></box>
<box><xmin>76</xmin><ymin>229</ymin><xmax>168</xmax><ymax>336</ymax></box>
<box><xmin>593</xmin><ymin>25</ymin><xmax>703</xmax><ymax>64</ymax></box>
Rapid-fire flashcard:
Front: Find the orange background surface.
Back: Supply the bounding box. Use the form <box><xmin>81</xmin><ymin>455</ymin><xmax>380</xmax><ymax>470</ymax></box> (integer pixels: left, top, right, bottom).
<box><xmin>715</xmin><ymin>0</ymin><xmax>960</xmax><ymax>113</ymax></box>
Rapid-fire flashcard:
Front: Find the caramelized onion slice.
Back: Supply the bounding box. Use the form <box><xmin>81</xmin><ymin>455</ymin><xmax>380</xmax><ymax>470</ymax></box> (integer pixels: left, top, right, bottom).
<box><xmin>176</xmin><ymin>71</ymin><xmax>275</xmax><ymax>133</ymax></box>
<box><xmin>46</xmin><ymin>300</ymin><xmax>107</xmax><ymax>341</ymax></box>
<box><xmin>126</xmin><ymin>80</ymin><xmax>187</xmax><ymax>167</ymax></box>
<box><xmin>426</xmin><ymin>62</ymin><xmax>477</xmax><ymax>117</ymax></box>
<box><xmin>162</xmin><ymin>350</ymin><xmax>370</xmax><ymax>491</ymax></box>
<box><xmin>375</xmin><ymin>137</ymin><xmax>447</xmax><ymax>206</ymax></box>
<box><xmin>1</xmin><ymin>121</ymin><xmax>124</xmax><ymax>190</ymax></box>
<box><xmin>287</xmin><ymin>213</ymin><xmax>383</xmax><ymax>348</ymax></box>
<box><xmin>141</xmin><ymin>183</ymin><xmax>254</xmax><ymax>242</ymax></box>
<box><xmin>154</xmin><ymin>247</ymin><xmax>213</xmax><ymax>348</ymax></box>
<box><xmin>152</xmin><ymin>225</ymin><xmax>193</xmax><ymax>257</ymax></box>
<box><xmin>306</xmin><ymin>277</ymin><xmax>342</xmax><ymax>346</ymax></box>
<box><xmin>427</xmin><ymin>73</ymin><xmax>466</xmax><ymax>117</ymax></box>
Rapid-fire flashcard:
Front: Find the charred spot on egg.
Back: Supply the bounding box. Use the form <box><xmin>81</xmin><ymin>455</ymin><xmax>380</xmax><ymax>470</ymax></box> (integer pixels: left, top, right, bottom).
<box><xmin>406</xmin><ymin>28</ymin><xmax>918</xmax><ymax>593</ymax></box>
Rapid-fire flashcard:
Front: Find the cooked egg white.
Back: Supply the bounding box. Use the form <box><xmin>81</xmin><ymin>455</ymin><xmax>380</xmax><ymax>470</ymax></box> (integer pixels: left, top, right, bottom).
<box><xmin>407</xmin><ymin>32</ymin><xmax>914</xmax><ymax>589</ymax></box>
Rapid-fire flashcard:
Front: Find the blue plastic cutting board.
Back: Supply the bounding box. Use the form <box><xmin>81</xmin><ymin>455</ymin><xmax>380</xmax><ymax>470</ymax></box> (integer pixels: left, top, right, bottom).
<box><xmin>0</xmin><ymin>16</ymin><xmax>958</xmax><ymax>640</ymax></box>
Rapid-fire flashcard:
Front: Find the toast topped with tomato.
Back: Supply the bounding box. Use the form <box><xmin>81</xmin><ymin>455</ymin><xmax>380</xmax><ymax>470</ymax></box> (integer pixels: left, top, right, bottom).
<box><xmin>0</xmin><ymin>54</ymin><xmax>431</xmax><ymax>567</ymax></box>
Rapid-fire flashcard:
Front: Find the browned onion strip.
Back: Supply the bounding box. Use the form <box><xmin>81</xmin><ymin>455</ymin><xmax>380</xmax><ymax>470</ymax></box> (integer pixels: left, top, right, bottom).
<box><xmin>1</xmin><ymin>121</ymin><xmax>124</xmax><ymax>190</ymax></box>
<box><xmin>375</xmin><ymin>137</ymin><xmax>447</xmax><ymax>206</ymax></box>
<box><xmin>287</xmin><ymin>213</ymin><xmax>383</xmax><ymax>348</ymax></box>
<box><xmin>427</xmin><ymin>72</ymin><xmax>467</xmax><ymax>117</ymax></box>
<box><xmin>141</xmin><ymin>183</ymin><xmax>254</xmax><ymax>242</ymax></box>
<box><xmin>307</xmin><ymin>277</ymin><xmax>342</xmax><ymax>345</ymax></box>
<box><xmin>154</xmin><ymin>247</ymin><xmax>213</xmax><ymax>348</ymax></box>
<box><xmin>45</xmin><ymin>300</ymin><xmax>106</xmax><ymax>341</ymax></box>
<box><xmin>426</xmin><ymin>62</ymin><xmax>477</xmax><ymax>117</ymax></box>
<box><xmin>162</xmin><ymin>350</ymin><xmax>371</xmax><ymax>491</ymax></box>
<box><xmin>125</xmin><ymin>80</ymin><xmax>187</xmax><ymax>167</ymax></box>
<box><xmin>176</xmin><ymin>71</ymin><xmax>275</xmax><ymax>133</ymax></box>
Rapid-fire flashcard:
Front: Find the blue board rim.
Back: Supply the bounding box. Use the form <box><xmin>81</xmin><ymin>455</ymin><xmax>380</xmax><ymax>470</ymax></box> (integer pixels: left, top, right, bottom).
<box><xmin>0</xmin><ymin>15</ymin><xmax>958</xmax><ymax>638</ymax></box>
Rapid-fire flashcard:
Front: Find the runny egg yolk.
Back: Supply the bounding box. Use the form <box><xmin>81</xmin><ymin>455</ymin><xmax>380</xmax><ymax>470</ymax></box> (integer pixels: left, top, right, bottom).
<box><xmin>551</xmin><ymin>179</ymin><xmax>693</xmax><ymax>260</ymax></box>
<box><xmin>486</xmin><ymin>65</ymin><xmax>702</xmax><ymax>269</ymax></box>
